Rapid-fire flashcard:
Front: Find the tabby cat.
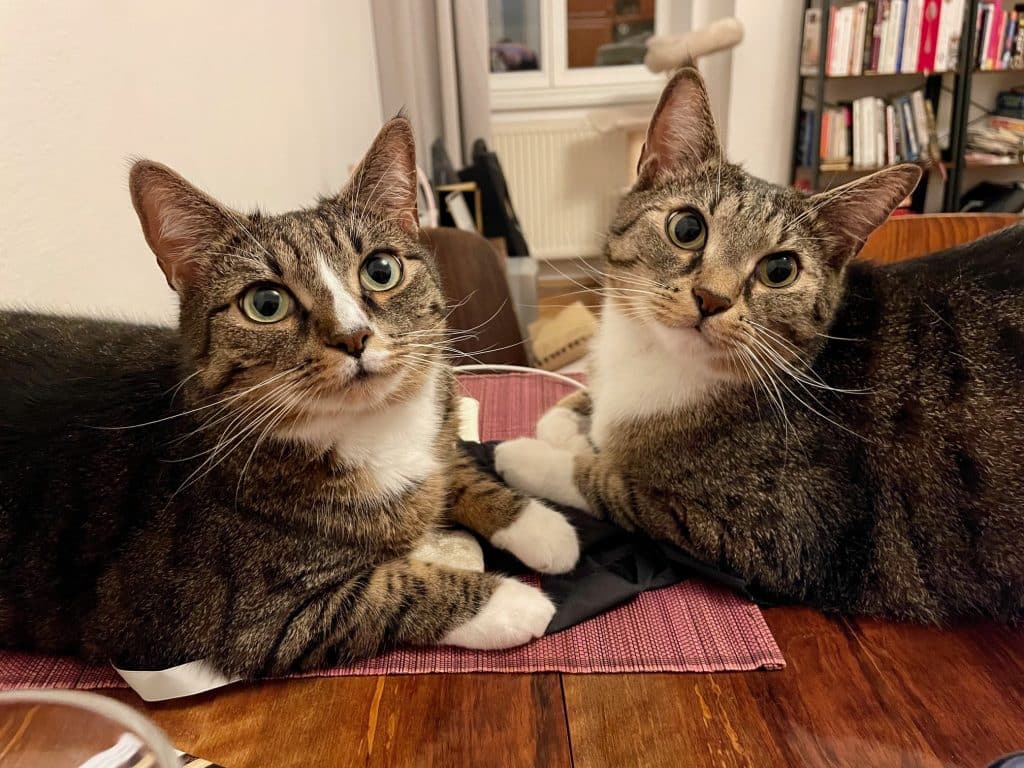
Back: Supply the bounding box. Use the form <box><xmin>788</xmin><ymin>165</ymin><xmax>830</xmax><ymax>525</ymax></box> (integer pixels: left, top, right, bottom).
<box><xmin>496</xmin><ymin>69</ymin><xmax>1024</xmax><ymax>622</ymax></box>
<box><xmin>0</xmin><ymin>117</ymin><xmax>580</xmax><ymax>676</ymax></box>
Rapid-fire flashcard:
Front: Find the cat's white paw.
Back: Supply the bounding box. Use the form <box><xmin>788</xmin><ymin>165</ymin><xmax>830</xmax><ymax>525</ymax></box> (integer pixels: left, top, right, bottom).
<box><xmin>491</xmin><ymin>499</ymin><xmax>580</xmax><ymax>574</ymax></box>
<box><xmin>536</xmin><ymin>406</ymin><xmax>585</xmax><ymax>449</ymax></box>
<box><xmin>494</xmin><ymin>438</ymin><xmax>591</xmax><ymax>512</ymax></box>
<box><xmin>442</xmin><ymin>578</ymin><xmax>555</xmax><ymax>649</ymax></box>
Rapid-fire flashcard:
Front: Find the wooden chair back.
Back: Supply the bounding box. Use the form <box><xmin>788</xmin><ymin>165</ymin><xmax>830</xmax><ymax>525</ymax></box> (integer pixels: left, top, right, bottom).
<box><xmin>857</xmin><ymin>213</ymin><xmax>1020</xmax><ymax>265</ymax></box>
<box><xmin>419</xmin><ymin>227</ymin><xmax>529</xmax><ymax>367</ymax></box>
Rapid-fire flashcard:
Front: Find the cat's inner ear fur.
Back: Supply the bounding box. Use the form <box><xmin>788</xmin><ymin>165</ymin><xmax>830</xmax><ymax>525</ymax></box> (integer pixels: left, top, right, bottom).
<box><xmin>129</xmin><ymin>161</ymin><xmax>237</xmax><ymax>291</ymax></box>
<box><xmin>636</xmin><ymin>67</ymin><xmax>722</xmax><ymax>189</ymax></box>
<box><xmin>340</xmin><ymin>116</ymin><xmax>418</xmax><ymax>234</ymax></box>
<box><xmin>811</xmin><ymin>163</ymin><xmax>923</xmax><ymax>261</ymax></box>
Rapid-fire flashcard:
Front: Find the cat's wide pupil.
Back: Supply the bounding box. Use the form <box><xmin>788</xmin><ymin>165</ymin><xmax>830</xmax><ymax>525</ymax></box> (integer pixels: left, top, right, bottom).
<box><xmin>666</xmin><ymin>210</ymin><xmax>707</xmax><ymax>250</ymax></box>
<box><xmin>366</xmin><ymin>257</ymin><xmax>393</xmax><ymax>285</ymax></box>
<box><xmin>759</xmin><ymin>253</ymin><xmax>799</xmax><ymax>287</ymax></box>
<box><xmin>252</xmin><ymin>288</ymin><xmax>283</xmax><ymax>317</ymax></box>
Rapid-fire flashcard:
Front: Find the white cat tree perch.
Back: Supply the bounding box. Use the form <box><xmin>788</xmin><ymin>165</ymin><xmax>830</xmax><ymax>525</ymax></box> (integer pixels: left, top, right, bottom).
<box><xmin>589</xmin><ymin>18</ymin><xmax>745</xmax><ymax>185</ymax></box>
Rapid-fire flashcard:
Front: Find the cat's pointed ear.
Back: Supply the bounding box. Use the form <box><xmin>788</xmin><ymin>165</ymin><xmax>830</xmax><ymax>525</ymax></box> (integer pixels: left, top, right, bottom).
<box><xmin>635</xmin><ymin>67</ymin><xmax>721</xmax><ymax>189</ymax></box>
<box><xmin>129</xmin><ymin>160</ymin><xmax>237</xmax><ymax>291</ymax></box>
<box><xmin>340</xmin><ymin>117</ymin><xmax>418</xmax><ymax>234</ymax></box>
<box><xmin>810</xmin><ymin>163</ymin><xmax>922</xmax><ymax>259</ymax></box>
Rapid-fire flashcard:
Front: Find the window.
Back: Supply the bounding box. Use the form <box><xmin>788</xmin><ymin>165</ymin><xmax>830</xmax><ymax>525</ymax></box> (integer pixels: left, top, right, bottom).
<box><xmin>488</xmin><ymin>0</ymin><xmax>688</xmax><ymax>110</ymax></box>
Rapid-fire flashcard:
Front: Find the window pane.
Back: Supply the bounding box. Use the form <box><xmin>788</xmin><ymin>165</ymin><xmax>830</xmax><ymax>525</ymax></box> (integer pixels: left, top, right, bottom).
<box><xmin>489</xmin><ymin>0</ymin><xmax>542</xmax><ymax>72</ymax></box>
<box><xmin>567</xmin><ymin>0</ymin><xmax>655</xmax><ymax>69</ymax></box>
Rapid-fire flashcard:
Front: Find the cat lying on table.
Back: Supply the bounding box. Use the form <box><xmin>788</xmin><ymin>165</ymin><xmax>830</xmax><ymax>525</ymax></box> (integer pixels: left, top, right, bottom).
<box><xmin>497</xmin><ymin>68</ymin><xmax>1024</xmax><ymax>623</ymax></box>
<box><xmin>0</xmin><ymin>118</ymin><xmax>580</xmax><ymax>677</ymax></box>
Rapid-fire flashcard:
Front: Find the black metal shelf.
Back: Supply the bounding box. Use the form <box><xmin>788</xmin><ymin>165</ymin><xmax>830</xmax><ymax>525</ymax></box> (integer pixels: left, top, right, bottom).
<box><xmin>792</xmin><ymin>0</ymin><xmax>994</xmax><ymax>212</ymax></box>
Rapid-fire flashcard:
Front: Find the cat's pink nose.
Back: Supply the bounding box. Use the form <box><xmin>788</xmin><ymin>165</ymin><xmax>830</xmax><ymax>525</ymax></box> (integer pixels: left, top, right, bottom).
<box><xmin>692</xmin><ymin>287</ymin><xmax>732</xmax><ymax>317</ymax></box>
<box><xmin>329</xmin><ymin>327</ymin><xmax>372</xmax><ymax>357</ymax></box>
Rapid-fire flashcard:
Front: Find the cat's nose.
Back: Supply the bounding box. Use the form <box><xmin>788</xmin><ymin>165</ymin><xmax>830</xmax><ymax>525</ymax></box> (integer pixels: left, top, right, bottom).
<box><xmin>328</xmin><ymin>327</ymin><xmax>373</xmax><ymax>357</ymax></box>
<box><xmin>692</xmin><ymin>287</ymin><xmax>732</xmax><ymax>317</ymax></box>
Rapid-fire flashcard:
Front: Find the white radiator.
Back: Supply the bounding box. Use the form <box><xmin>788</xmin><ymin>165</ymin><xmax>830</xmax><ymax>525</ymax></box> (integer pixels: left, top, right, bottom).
<box><xmin>492</xmin><ymin>118</ymin><xmax>629</xmax><ymax>260</ymax></box>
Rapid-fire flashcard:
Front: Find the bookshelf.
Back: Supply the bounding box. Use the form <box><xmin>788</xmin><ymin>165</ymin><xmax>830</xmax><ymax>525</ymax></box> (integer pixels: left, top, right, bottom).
<box><xmin>793</xmin><ymin>0</ymin><xmax>1024</xmax><ymax>212</ymax></box>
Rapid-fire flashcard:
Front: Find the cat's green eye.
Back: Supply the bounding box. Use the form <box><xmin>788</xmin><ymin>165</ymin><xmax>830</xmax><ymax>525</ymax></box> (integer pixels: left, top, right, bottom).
<box><xmin>241</xmin><ymin>284</ymin><xmax>292</xmax><ymax>323</ymax></box>
<box><xmin>666</xmin><ymin>209</ymin><xmax>707</xmax><ymax>250</ymax></box>
<box><xmin>359</xmin><ymin>252</ymin><xmax>403</xmax><ymax>292</ymax></box>
<box><xmin>756</xmin><ymin>252</ymin><xmax>800</xmax><ymax>288</ymax></box>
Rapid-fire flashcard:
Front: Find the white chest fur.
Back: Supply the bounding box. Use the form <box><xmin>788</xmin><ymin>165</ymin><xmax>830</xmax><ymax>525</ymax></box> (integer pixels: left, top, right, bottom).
<box><xmin>589</xmin><ymin>302</ymin><xmax>723</xmax><ymax>447</ymax></box>
<box><xmin>285</xmin><ymin>371</ymin><xmax>443</xmax><ymax>497</ymax></box>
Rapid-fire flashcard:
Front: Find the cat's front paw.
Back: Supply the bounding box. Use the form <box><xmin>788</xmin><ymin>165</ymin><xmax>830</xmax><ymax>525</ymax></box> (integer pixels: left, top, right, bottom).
<box><xmin>491</xmin><ymin>499</ymin><xmax>579</xmax><ymax>574</ymax></box>
<box><xmin>494</xmin><ymin>438</ymin><xmax>591</xmax><ymax>512</ymax></box>
<box><xmin>536</xmin><ymin>406</ymin><xmax>589</xmax><ymax>453</ymax></box>
<box><xmin>441</xmin><ymin>578</ymin><xmax>555</xmax><ymax>649</ymax></box>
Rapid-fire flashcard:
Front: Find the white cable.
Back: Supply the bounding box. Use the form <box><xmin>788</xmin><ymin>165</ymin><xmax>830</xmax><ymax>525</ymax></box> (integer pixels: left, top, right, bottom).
<box><xmin>454</xmin><ymin>364</ymin><xmax>587</xmax><ymax>390</ymax></box>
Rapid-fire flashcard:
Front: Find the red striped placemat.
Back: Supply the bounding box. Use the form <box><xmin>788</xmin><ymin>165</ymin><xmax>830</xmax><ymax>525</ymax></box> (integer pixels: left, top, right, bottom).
<box><xmin>0</xmin><ymin>372</ymin><xmax>783</xmax><ymax>691</ymax></box>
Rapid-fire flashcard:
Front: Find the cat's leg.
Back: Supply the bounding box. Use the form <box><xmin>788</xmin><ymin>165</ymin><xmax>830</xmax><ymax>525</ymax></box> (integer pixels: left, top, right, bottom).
<box><xmin>446</xmin><ymin>450</ymin><xmax>580</xmax><ymax>574</ymax></box>
<box><xmin>494</xmin><ymin>437</ymin><xmax>593</xmax><ymax>513</ymax></box>
<box><xmin>254</xmin><ymin>559</ymin><xmax>555</xmax><ymax>675</ymax></box>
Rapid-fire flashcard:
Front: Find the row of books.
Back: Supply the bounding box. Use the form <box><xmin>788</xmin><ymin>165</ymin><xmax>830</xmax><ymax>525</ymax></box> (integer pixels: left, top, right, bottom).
<box><xmin>972</xmin><ymin>2</ymin><xmax>1024</xmax><ymax>70</ymax></box>
<box><xmin>800</xmin><ymin>0</ymin><xmax>967</xmax><ymax>77</ymax></box>
<box><xmin>796</xmin><ymin>89</ymin><xmax>936</xmax><ymax>169</ymax></box>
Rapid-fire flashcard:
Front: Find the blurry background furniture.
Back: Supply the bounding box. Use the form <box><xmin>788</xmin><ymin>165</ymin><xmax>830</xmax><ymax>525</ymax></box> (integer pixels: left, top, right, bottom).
<box><xmin>857</xmin><ymin>212</ymin><xmax>1020</xmax><ymax>264</ymax></box>
<box><xmin>421</xmin><ymin>227</ymin><xmax>529</xmax><ymax>366</ymax></box>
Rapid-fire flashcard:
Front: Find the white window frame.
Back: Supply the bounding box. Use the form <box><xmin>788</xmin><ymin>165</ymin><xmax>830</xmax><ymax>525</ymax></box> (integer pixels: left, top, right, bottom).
<box><xmin>491</xmin><ymin>0</ymin><xmax>677</xmax><ymax>111</ymax></box>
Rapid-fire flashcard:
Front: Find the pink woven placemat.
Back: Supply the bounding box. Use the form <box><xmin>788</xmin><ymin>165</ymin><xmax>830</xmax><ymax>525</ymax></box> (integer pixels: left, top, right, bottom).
<box><xmin>0</xmin><ymin>372</ymin><xmax>782</xmax><ymax>691</ymax></box>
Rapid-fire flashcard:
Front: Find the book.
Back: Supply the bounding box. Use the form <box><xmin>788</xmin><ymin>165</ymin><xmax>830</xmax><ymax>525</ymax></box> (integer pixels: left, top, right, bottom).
<box><xmin>1002</xmin><ymin>11</ymin><xmax>1017</xmax><ymax>69</ymax></box>
<box><xmin>871</xmin><ymin>0</ymin><xmax>886</xmax><ymax>69</ymax></box>
<box><xmin>801</xmin><ymin>8</ymin><xmax>823</xmax><ymax>74</ymax></box>
<box><xmin>977</xmin><ymin>4</ymin><xmax>991</xmax><ymax>69</ymax></box>
<box><xmin>917</xmin><ymin>0</ymin><xmax>942</xmax><ymax>71</ymax></box>
<box><xmin>900</xmin><ymin>97</ymin><xmax>919</xmax><ymax>159</ymax></box>
<box><xmin>894</xmin><ymin>0</ymin><xmax>910</xmax><ymax>71</ymax></box>
<box><xmin>826</xmin><ymin>6</ymin><xmax>838</xmax><ymax>75</ymax></box>
<box><xmin>863</xmin><ymin>1</ymin><xmax>878</xmax><ymax>72</ymax></box>
<box><xmin>874</xmin><ymin>97</ymin><xmax>887</xmax><ymax>166</ymax></box>
<box><xmin>988</xmin><ymin>9</ymin><xmax>1006</xmax><ymax>69</ymax></box>
<box><xmin>886</xmin><ymin>104</ymin><xmax>898</xmax><ymax>163</ymax></box>
<box><xmin>990</xmin><ymin>115</ymin><xmax>1024</xmax><ymax>134</ymax></box>
<box><xmin>902</xmin><ymin>0</ymin><xmax>924</xmax><ymax>71</ymax></box>
<box><xmin>934</xmin><ymin>0</ymin><xmax>965</xmax><ymax>71</ymax></box>
<box><xmin>851</xmin><ymin>1</ymin><xmax>868</xmax><ymax>75</ymax></box>
<box><xmin>911</xmin><ymin>90</ymin><xmax>931</xmax><ymax>154</ymax></box>
<box><xmin>1014</xmin><ymin>5</ymin><xmax>1024</xmax><ymax>68</ymax></box>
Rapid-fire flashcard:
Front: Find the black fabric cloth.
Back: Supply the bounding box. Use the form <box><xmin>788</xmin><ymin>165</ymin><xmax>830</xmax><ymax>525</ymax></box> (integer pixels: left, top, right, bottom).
<box><xmin>462</xmin><ymin>441</ymin><xmax>769</xmax><ymax>634</ymax></box>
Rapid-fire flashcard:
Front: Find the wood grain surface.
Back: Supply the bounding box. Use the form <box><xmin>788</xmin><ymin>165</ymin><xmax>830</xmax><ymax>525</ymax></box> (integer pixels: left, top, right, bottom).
<box><xmin>85</xmin><ymin>608</ymin><xmax>1023</xmax><ymax>768</ymax></box>
<box><xmin>858</xmin><ymin>213</ymin><xmax>1019</xmax><ymax>265</ymax></box>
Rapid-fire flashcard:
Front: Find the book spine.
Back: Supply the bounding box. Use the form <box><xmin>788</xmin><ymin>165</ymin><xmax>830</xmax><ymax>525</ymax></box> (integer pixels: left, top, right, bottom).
<box><xmin>977</xmin><ymin>4</ymin><xmax>990</xmax><ymax>69</ymax></box>
<box><xmin>800</xmin><ymin>8</ymin><xmax>823</xmax><ymax>75</ymax></box>
<box><xmin>1014</xmin><ymin>10</ymin><xmax>1024</xmax><ymax>68</ymax></box>
<box><xmin>911</xmin><ymin>90</ymin><xmax>930</xmax><ymax>154</ymax></box>
<box><xmin>875</xmin><ymin>98</ymin><xmax>886</xmax><ymax>167</ymax></box>
<box><xmin>893</xmin><ymin>103</ymin><xmax>904</xmax><ymax>161</ymax></box>
<box><xmin>826</xmin><ymin>6</ymin><xmax>838</xmax><ymax>75</ymax></box>
<box><xmin>900</xmin><ymin>97</ymin><xmax>919</xmax><ymax>159</ymax></box>
<box><xmin>894</xmin><ymin>0</ymin><xmax>909</xmax><ymax>71</ymax></box>
<box><xmin>934</xmin><ymin>0</ymin><xmax>953</xmax><ymax>71</ymax></box>
<box><xmin>871</xmin><ymin>0</ymin><xmax>886</xmax><ymax>69</ymax></box>
<box><xmin>852</xmin><ymin>2</ymin><xmax>868</xmax><ymax>75</ymax></box>
<box><xmin>1003</xmin><ymin>11</ymin><xmax>1017</xmax><ymax>69</ymax></box>
<box><xmin>918</xmin><ymin>0</ymin><xmax>942</xmax><ymax>71</ymax></box>
<box><xmin>989</xmin><ymin>9</ymin><xmax>1006</xmax><ymax>69</ymax></box>
<box><xmin>863</xmin><ymin>1</ymin><xmax>878</xmax><ymax>71</ymax></box>
<box><xmin>844</xmin><ymin>104</ymin><xmax>853</xmax><ymax>161</ymax></box>
<box><xmin>842</xmin><ymin>7</ymin><xmax>855</xmax><ymax>75</ymax></box>
<box><xmin>886</xmin><ymin>104</ymin><xmax>897</xmax><ymax>163</ymax></box>
<box><xmin>902</xmin><ymin>0</ymin><xmax>923</xmax><ymax>71</ymax></box>
<box><xmin>853</xmin><ymin>99</ymin><xmax>862</xmax><ymax>167</ymax></box>
<box><xmin>879</xmin><ymin>1</ymin><xmax>894</xmax><ymax>71</ymax></box>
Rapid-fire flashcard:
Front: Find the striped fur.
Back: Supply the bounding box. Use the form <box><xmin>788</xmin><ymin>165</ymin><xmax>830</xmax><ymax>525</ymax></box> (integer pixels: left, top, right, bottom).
<box><xmin>497</xmin><ymin>69</ymin><xmax>1024</xmax><ymax>623</ymax></box>
<box><xmin>0</xmin><ymin>119</ymin><xmax>576</xmax><ymax>675</ymax></box>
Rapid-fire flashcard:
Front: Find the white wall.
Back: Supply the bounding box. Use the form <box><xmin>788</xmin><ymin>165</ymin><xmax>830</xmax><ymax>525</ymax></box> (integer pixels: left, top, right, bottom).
<box><xmin>724</xmin><ymin>0</ymin><xmax>803</xmax><ymax>185</ymax></box>
<box><xmin>1</xmin><ymin>1</ymin><xmax>382</xmax><ymax>323</ymax></box>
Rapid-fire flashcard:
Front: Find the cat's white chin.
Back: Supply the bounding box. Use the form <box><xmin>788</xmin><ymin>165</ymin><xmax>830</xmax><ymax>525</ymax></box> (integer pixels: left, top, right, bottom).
<box><xmin>649</xmin><ymin>321</ymin><xmax>717</xmax><ymax>358</ymax></box>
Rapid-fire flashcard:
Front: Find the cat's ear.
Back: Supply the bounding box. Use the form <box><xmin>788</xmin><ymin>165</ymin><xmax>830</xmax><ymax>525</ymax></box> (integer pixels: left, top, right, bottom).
<box><xmin>340</xmin><ymin>117</ymin><xmax>418</xmax><ymax>234</ymax></box>
<box><xmin>636</xmin><ymin>67</ymin><xmax>721</xmax><ymax>189</ymax></box>
<box><xmin>129</xmin><ymin>161</ymin><xmax>237</xmax><ymax>291</ymax></box>
<box><xmin>810</xmin><ymin>163</ymin><xmax>922</xmax><ymax>259</ymax></box>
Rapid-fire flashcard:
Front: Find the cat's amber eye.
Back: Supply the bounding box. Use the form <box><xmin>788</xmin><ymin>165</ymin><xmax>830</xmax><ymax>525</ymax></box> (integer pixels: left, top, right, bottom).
<box><xmin>666</xmin><ymin>209</ymin><xmax>707</xmax><ymax>250</ymax></box>
<box><xmin>359</xmin><ymin>252</ymin><xmax>403</xmax><ymax>292</ymax></box>
<box><xmin>241</xmin><ymin>284</ymin><xmax>293</xmax><ymax>323</ymax></box>
<box><xmin>756</xmin><ymin>252</ymin><xmax>800</xmax><ymax>288</ymax></box>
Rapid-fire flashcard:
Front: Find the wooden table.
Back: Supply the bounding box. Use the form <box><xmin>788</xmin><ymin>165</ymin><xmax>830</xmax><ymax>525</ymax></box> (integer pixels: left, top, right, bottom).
<box><xmin>99</xmin><ymin>607</ymin><xmax>1024</xmax><ymax>767</ymax></box>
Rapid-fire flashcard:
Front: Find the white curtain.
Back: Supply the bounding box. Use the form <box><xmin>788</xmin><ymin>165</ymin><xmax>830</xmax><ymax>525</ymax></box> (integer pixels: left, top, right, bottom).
<box><xmin>371</xmin><ymin>0</ymin><xmax>492</xmax><ymax>177</ymax></box>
